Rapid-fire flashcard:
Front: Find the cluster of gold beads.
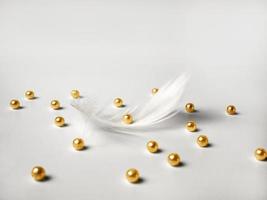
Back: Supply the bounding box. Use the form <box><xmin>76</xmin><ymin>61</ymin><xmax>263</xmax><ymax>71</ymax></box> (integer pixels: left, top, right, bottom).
<box><xmin>31</xmin><ymin>166</ymin><xmax>46</xmax><ymax>181</ymax></box>
<box><xmin>25</xmin><ymin>90</ymin><xmax>35</xmax><ymax>100</ymax></box>
<box><xmin>126</xmin><ymin>168</ymin><xmax>140</xmax><ymax>183</ymax></box>
<box><xmin>114</xmin><ymin>98</ymin><xmax>123</xmax><ymax>107</ymax></box>
<box><xmin>54</xmin><ymin>116</ymin><xmax>65</xmax><ymax>127</ymax></box>
<box><xmin>254</xmin><ymin>148</ymin><xmax>267</xmax><ymax>161</ymax></box>
<box><xmin>73</xmin><ymin>138</ymin><xmax>85</xmax><ymax>150</ymax></box>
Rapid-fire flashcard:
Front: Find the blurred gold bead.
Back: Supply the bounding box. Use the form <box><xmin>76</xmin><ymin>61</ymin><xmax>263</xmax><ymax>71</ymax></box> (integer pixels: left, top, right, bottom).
<box><xmin>197</xmin><ymin>135</ymin><xmax>209</xmax><ymax>147</ymax></box>
<box><xmin>113</xmin><ymin>98</ymin><xmax>123</xmax><ymax>107</ymax></box>
<box><xmin>10</xmin><ymin>99</ymin><xmax>20</xmax><ymax>109</ymax></box>
<box><xmin>54</xmin><ymin>116</ymin><xmax>65</xmax><ymax>127</ymax></box>
<box><xmin>71</xmin><ymin>90</ymin><xmax>80</xmax><ymax>99</ymax></box>
<box><xmin>185</xmin><ymin>103</ymin><xmax>195</xmax><ymax>113</ymax></box>
<box><xmin>122</xmin><ymin>114</ymin><xmax>133</xmax><ymax>124</ymax></box>
<box><xmin>73</xmin><ymin>138</ymin><xmax>85</xmax><ymax>150</ymax></box>
<box><xmin>126</xmin><ymin>168</ymin><xmax>140</xmax><ymax>183</ymax></box>
<box><xmin>147</xmin><ymin>140</ymin><xmax>159</xmax><ymax>153</ymax></box>
<box><xmin>31</xmin><ymin>166</ymin><xmax>46</xmax><ymax>181</ymax></box>
<box><xmin>152</xmin><ymin>88</ymin><xmax>159</xmax><ymax>95</ymax></box>
<box><xmin>254</xmin><ymin>148</ymin><xmax>267</xmax><ymax>161</ymax></box>
<box><xmin>25</xmin><ymin>90</ymin><xmax>35</xmax><ymax>99</ymax></box>
<box><xmin>168</xmin><ymin>153</ymin><xmax>181</xmax><ymax>166</ymax></box>
<box><xmin>186</xmin><ymin>121</ymin><xmax>197</xmax><ymax>132</ymax></box>
<box><xmin>50</xmin><ymin>100</ymin><xmax>60</xmax><ymax>110</ymax></box>
<box><xmin>226</xmin><ymin>105</ymin><xmax>236</xmax><ymax>115</ymax></box>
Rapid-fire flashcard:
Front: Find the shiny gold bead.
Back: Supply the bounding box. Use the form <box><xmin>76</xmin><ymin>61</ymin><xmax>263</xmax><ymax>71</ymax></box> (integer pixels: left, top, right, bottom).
<box><xmin>167</xmin><ymin>153</ymin><xmax>181</xmax><ymax>166</ymax></box>
<box><xmin>50</xmin><ymin>100</ymin><xmax>60</xmax><ymax>110</ymax></box>
<box><xmin>31</xmin><ymin>166</ymin><xmax>46</xmax><ymax>181</ymax></box>
<box><xmin>122</xmin><ymin>114</ymin><xmax>133</xmax><ymax>124</ymax></box>
<box><xmin>226</xmin><ymin>105</ymin><xmax>236</xmax><ymax>115</ymax></box>
<box><xmin>254</xmin><ymin>148</ymin><xmax>267</xmax><ymax>161</ymax></box>
<box><xmin>113</xmin><ymin>98</ymin><xmax>123</xmax><ymax>107</ymax></box>
<box><xmin>71</xmin><ymin>89</ymin><xmax>80</xmax><ymax>99</ymax></box>
<box><xmin>186</xmin><ymin>121</ymin><xmax>197</xmax><ymax>132</ymax></box>
<box><xmin>73</xmin><ymin>138</ymin><xmax>85</xmax><ymax>150</ymax></box>
<box><xmin>152</xmin><ymin>88</ymin><xmax>159</xmax><ymax>95</ymax></box>
<box><xmin>10</xmin><ymin>99</ymin><xmax>21</xmax><ymax>109</ymax></box>
<box><xmin>54</xmin><ymin>116</ymin><xmax>65</xmax><ymax>127</ymax></box>
<box><xmin>185</xmin><ymin>103</ymin><xmax>195</xmax><ymax>113</ymax></box>
<box><xmin>25</xmin><ymin>90</ymin><xmax>35</xmax><ymax>99</ymax></box>
<box><xmin>197</xmin><ymin>135</ymin><xmax>209</xmax><ymax>147</ymax></box>
<box><xmin>146</xmin><ymin>140</ymin><xmax>159</xmax><ymax>153</ymax></box>
<box><xmin>126</xmin><ymin>168</ymin><xmax>140</xmax><ymax>183</ymax></box>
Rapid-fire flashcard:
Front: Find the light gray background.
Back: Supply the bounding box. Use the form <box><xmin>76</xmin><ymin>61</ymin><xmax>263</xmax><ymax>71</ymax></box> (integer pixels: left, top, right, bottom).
<box><xmin>0</xmin><ymin>0</ymin><xmax>266</xmax><ymax>199</ymax></box>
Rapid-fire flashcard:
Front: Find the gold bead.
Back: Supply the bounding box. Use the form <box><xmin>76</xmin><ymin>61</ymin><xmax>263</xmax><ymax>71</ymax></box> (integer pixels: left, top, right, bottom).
<box><xmin>126</xmin><ymin>168</ymin><xmax>140</xmax><ymax>183</ymax></box>
<box><xmin>50</xmin><ymin>100</ymin><xmax>60</xmax><ymax>110</ymax></box>
<box><xmin>186</xmin><ymin>121</ymin><xmax>197</xmax><ymax>132</ymax></box>
<box><xmin>31</xmin><ymin>166</ymin><xmax>46</xmax><ymax>181</ymax></box>
<box><xmin>146</xmin><ymin>140</ymin><xmax>159</xmax><ymax>153</ymax></box>
<box><xmin>254</xmin><ymin>148</ymin><xmax>267</xmax><ymax>161</ymax></box>
<box><xmin>167</xmin><ymin>153</ymin><xmax>181</xmax><ymax>166</ymax></box>
<box><xmin>25</xmin><ymin>90</ymin><xmax>35</xmax><ymax>99</ymax></box>
<box><xmin>73</xmin><ymin>138</ymin><xmax>85</xmax><ymax>150</ymax></box>
<box><xmin>185</xmin><ymin>103</ymin><xmax>195</xmax><ymax>113</ymax></box>
<box><xmin>113</xmin><ymin>98</ymin><xmax>123</xmax><ymax>107</ymax></box>
<box><xmin>10</xmin><ymin>99</ymin><xmax>21</xmax><ymax>109</ymax></box>
<box><xmin>54</xmin><ymin>116</ymin><xmax>65</xmax><ymax>127</ymax></box>
<box><xmin>152</xmin><ymin>88</ymin><xmax>159</xmax><ymax>95</ymax></box>
<box><xmin>197</xmin><ymin>135</ymin><xmax>209</xmax><ymax>147</ymax></box>
<box><xmin>71</xmin><ymin>89</ymin><xmax>80</xmax><ymax>99</ymax></box>
<box><xmin>122</xmin><ymin>114</ymin><xmax>133</xmax><ymax>124</ymax></box>
<box><xmin>226</xmin><ymin>105</ymin><xmax>236</xmax><ymax>115</ymax></box>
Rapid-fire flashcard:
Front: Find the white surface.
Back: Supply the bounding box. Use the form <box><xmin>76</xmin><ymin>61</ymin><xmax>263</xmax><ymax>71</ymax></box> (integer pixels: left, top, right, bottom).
<box><xmin>0</xmin><ymin>0</ymin><xmax>267</xmax><ymax>199</ymax></box>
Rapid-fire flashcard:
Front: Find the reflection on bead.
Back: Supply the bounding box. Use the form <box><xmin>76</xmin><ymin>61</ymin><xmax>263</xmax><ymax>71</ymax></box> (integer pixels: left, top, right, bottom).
<box><xmin>197</xmin><ymin>135</ymin><xmax>209</xmax><ymax>147</ymax></box>
<box><xmin>114</xmin><ymin>98</ymin><xmax>123</xmax><ymax>107</ymax></box>
<box><xmin>186</xmin><ymin>121</ymin><xmax>197</xmax><ymax>132</ymax></box>
<box><xmin>71</xmin><ymin>90</ymin><xmax>80</xmax><ymax>99</ymax></box>
<box><xmin>185</xmin><ymin>103</ymin><xmax>195</xmax><ymax>113</ymax></box>
<box><xmin>25</xmin><ymin>90</ymin><xmax>35</xmax><ymax>99</ymax></box>
<box><xmin>31</xmin><ymin>166</ymin><xmax>46</xmax><ymax>181</ymax></box>
<box><xmin>126</xmin><ymin>168</ymin><xmax>140</xmax><ymax>183</ymax></box>
<box><xmin>152</xmin><ymin>88</ymin><xmax>159</xmax><ymax>95</ymax></box>
<box><xmin>122</xmin><ymin>114</ymin><xmax>133</xmax><ymax>124</ymax></box>
<box><xmin>147</xmin><ymin>140</ymin><xmax>159</xmax><ymax>153</ymax></box>
<box><xmin>50</xmin><ymin>100</ymin><xmax>60</xmax><ymax>110</ymax></box>
<box><xmin>226</xmin><ymin>105</ymin><xmax>236</xmax><ymax>115</ymax></box>
<box><xmin>254</xmin><ymin>148</ymin><xmax>267</xmax><ymax>161</ymax></box>
<box><xmin>54</xmin><ymin>116</ymin><xmax>65</xmax><ymax>127</ymax></box>
<box><xmin>73</xmin><ymin>138</ymin><xmax>85</xmax><ymax>150</ymax></box>
<box><xmin>168</xmin><ymin>153</ymin><xmax>181</xmax><ymax>166</ymax></box>
<box><xmin>10</xmin><ymin>99</ymin><xmax>20</xmax><ymax>109</ymax></box>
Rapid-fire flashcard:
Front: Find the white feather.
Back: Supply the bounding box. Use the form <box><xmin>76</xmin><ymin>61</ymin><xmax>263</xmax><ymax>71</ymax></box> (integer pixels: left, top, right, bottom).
<box><xmin>71</xmin><ymin>74</ymin><xmax>189</xmax><ymax>134</ymax></box>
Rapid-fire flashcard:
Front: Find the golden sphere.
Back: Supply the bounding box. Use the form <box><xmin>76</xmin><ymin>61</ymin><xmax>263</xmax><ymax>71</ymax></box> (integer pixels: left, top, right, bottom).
<box><xmin>113</xmin><ymin>98</ymin><xmax>123</xmax><ymax>107</ymax></box>
<box><xmin>54</xmin><ymin>116</ymin><xmax>65</xmax><ymax>127</ymax></box>
<box><xmin>126</xmin><ymin>168</ymin><xmax>140</xmax><ymax>183</ymax></box>
<box><xmin>186</xmin><ymin>121</ymin><xmax>197</xmax><ymax>132</ymax></box>
<box><xmin>122</xmin><ymin>114</ymin><xmax>133</xmax><ymax>124</ymax></box>
<box><xmin>254</xmin><ymin>148</ymin><xmax>267</xmax><ymax>161</ymax></box>
<box><xmin>31</xmin><ymin>166</ymin><xmax>46</xmax><ymax>181</ymax></box>
<box><xmin>25</xmin><ymin>90</ymin><xmax>35</xmax><ymax>99</ymax></box>
<box><xmin>197</xmin><ymin>135</ymin><xmax>209</xmax><ymax>147</ymax></box>
<box><xmin>71</xmin><ymin>89</ymin><xmax>80</xmax><ymax>99</ymax></box>
<box><xmin>226</xmin><ymin>105</ymin><xmax>236</xmax><ymax>115</ymax></box>
<box><xmin>185</xmin><ymin>103</ymin><xmax>195</xmax><ymax>113</ymax></box>
<box><xmin>146</xmin><ymin>140</ymin><xmax>159</xmax><ymax>153</ymax></box>
<box><xmin>152</xmin><ymin>88</ymin><xmax>159</xmax><ymax>95</ymax></box>
<box><xmin>167</xmin><ymin>153</ymin><xmax>181</xmax><ymax>166</ymax></box>
<box><xmin>73</xmin><ymin>138</ymin><xmax>85</xmax><ymax>150</ymax></box>
<box><xmin>10</xmin><ymin>99</ymin><xmax>21</xmax><ymax>109</ymax></box>
<box><xmin>50</xmin><ymin>100</ymin><xmax>60</xmax><ymax>110</ymax></box>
